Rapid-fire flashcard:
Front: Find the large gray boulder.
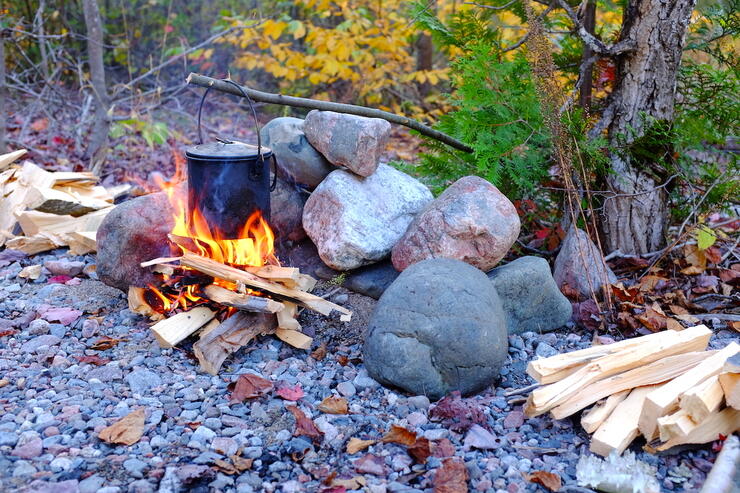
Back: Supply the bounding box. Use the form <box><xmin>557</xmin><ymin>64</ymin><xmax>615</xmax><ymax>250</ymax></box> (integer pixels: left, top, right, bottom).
<box><xmin>97</xmin><ymin>190</ymin><xmax>176</xmax><ymax>291</ymax></box>
<box><xmin>553</xmin><ymin>226</ymin><xmax>617</xmax><ymax>299</ymax></box>
<box><xmin>260</xmin><ymin>117</ymin><xmax>334</xmax><ymax>189</ymax></box>
<box><xmin>303</xmin><ymin>111</ymin><xmax>391</xmax><ymax>177</ymax></box>
<box><xmin>302</xmin><ymin>164</ymin><xmax>433</xmax><ymax>270</ymax></box>
<box><xmin>363</xmin><ymin>258</ymin><xmax>509</xmax><ymax>401</ymax></box>
<box><xmin>392</xmin><ymin>176</ymin><xmax>520</xmax><ymax>272</ymax></box>
<box><xmin>487</xmin><ymin>256</ymin><xmax>572</xmax><ymax>334</ymax></box>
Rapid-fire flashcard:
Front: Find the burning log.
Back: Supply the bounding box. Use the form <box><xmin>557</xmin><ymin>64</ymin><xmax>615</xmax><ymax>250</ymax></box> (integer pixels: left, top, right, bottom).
<box><xmin>202</xmin><ymin>284</ymin><xmax>284</xmax><ymax>313</ymax></box>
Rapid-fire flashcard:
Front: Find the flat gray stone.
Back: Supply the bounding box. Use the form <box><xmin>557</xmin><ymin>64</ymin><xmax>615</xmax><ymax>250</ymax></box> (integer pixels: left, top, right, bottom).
<box><xmin>363</xmin><ymin>258</ymin><xmax>508</xmax><ymax>401</ymax></box>
<box><xmin>487</xmin><ymin>256</ymin><xmax>572</xmax><ymax>334</ymax></box>
<box><xmin>20</xmin><ymin>335</ymin><xmax>61</xmax><ymax>354</ymax></box>
<box><xmin>553</xmin><ymin>226</ymin><xmax>617</xmax><ymax>299</ymax></box>
<box><xmin>126</xmin><ymin>369</ymin><xmax>162</xmax><ymax>394</ymax></box>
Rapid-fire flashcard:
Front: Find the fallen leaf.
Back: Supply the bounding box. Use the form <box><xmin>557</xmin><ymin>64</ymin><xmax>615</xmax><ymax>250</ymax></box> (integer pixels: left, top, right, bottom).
<box><xmin>572</xmin><ymin>299</ymin><xmax>602</xmax><ymax>331</ymax></box>
<box><xmin>525</xmin><ymin>470</ymin><xmax>562</xmax><ymax>491</ymax></box>
<box><xmin>76</xmin><ymin>355</ymin><xmax>111</xmax><ymax>366</ymax></box>
<box><xmin>287</xmin><ymin>405</ymin><xmax>323</xmax><ymax>443</ymax></box>
<box><xmin>705</xmin><ymin>245</ymin><xmax>723</xmax><ymax>264</ymax></box>
<box><xmin>381</xmin><ymin>425</ymin><xmax>417</xmax><ymax>446</ymax></box>
<box><xmin>681</xmin><ymin>244</ymin><xmax>707</xmax><ymax>275</ymax></box>
<box><xmin>666</xmin><ymin>318</ymin><xmax>684</xmax><ymax>331</ymax></box>
<box><xmin>432</xmin><ymin>438</ymin><xmax>456</xmax><ymax>458</ymax></box>
<box><xmin>336</xmin><ymin>355</ymin><xmax>349</xmax><ymax>366</ymax></box>
<box><xmin>40</xmin><ymin>307</ymin><xmax>83</xmax><ymax>326</ymax></box>
<box><xmin>346</xmin><ymin>437</ymin><xmax>375</xmax><ymax>454</ymax></box>
<box><xmin>31</xmin><ymin>117</ymin><xmax>48</xmax><ymax>132</ymax></box>
<box><xmin>611</xmin><ymin>283</ymin><xmax>641</xmax><ymax>303</ymax></box>
<box><xmin>311</xmin><ymin>342</ymin><xmax>327</xmax><ymax>361</ymax></box>
<box><xmin>433</xmin><ymin>458</ymin><xmax>468</xmax><ymax>493</ymax></box>
<box><xmin>675</xmin><ymin>313</ymin><xmax>701</xmax><ymax>324</ymax></box>
<box><xmin>230</xmin><ymin>373</ymin><xmax>273</xmax><ymax>403</ymax></box>
<box><xmin>98</xmin><ymin>409</ymin><xmax>145</xmax><ymax>445</ymax></box>
<box><xmin>276</xmin><ymin>383</ymin><xmax>304</xmax><ymax>401</ymax></box>
<box><xmin>636</xmin><ymin>303</ymin><xmax>667</xmax><ymax>332</ymax></box>
<box><xmin>48</xmin><ymin>275</ymin><xmax>72</xmax><ymax>284</ymax></box>
<box><xmin>639</xmin><ymin>275</ymin><xmax>670</xmax><ymax>292</ymax></box>
<box><xmin>18</xmin><ymin>265</ymin><xmax>42</xmax><ymax>280</ymax></box>
<box><xmin>90</xmin><ymin>336</ymin><xmax>125</xmax><ymax>351</ymax></box>
<box><xmin>669</xmin><ymin>304</ymin><xmax>689</xmax><ymax>315</ymax></box>
<box><xmin>318</xmin><ymin>396</ymin><xmax>348</xmax><ymax>414</ymax></box>
<box><xmin>718</xmin><ymin>269</ymin><xmax>740</xmax><ymax>285</ymax></box>
<box><xmin>429</xmin><ymin>391</ymin><xmax>488</xmax><ymax>433</ymax></box>
<box><xmin>463</xmin><ymin>424</ymin><xmax>501</xmax><ymax>450</ymax></box>
<box><xmin>730</xmin><ymin>321</ymin><xmax>740</xmax><ymax>332</ymax></box>
<box><xmin>693</xmin><ymin>275</ymin><xmax>719</xmax><ymax>294</ymax></box>
<box><xmin>331</xmin><ymin>476</ymin><xmax>366</xmax><ymax>489</ymax></box>
<box><xmin>408</xmin><ymin>436</ymin><xmax>431</xmax><ymax>464</ymax></box>
<box><xmin>353</xmin><ymin>454</ymin><xmax>386</xmax><ymax>475</ymax></box>
<box><xmin>616</xmin><ymin>311</ymin><xmax>640</xmax><ymax>331</ymax></box>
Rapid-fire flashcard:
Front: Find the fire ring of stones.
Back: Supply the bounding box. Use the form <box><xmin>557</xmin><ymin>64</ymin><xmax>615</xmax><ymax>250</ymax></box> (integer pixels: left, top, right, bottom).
<box><xmin>96</xmin><ymin>109</ymin><xmax>572</xmax><ymax>398</ymax></box>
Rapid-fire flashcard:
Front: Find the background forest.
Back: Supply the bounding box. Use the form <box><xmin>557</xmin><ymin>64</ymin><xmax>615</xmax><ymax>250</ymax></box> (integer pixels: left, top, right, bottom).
<box><xmin>1</xmin><ymin>0</ymin><xmax>738</xmax><ymax>258</ymax></box>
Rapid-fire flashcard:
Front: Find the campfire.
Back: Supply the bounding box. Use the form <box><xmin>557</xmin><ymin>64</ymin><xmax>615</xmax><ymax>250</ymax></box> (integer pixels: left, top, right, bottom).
<box><xmin>128</xmin><ymin>142</ymin><xmax>351</xmax><ymax>375</ymax></box>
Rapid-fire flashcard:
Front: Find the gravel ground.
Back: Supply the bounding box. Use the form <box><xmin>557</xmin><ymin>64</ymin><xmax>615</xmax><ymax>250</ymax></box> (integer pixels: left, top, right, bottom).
<box><xmin>0</xmin><ymin>249</ymin><xmax>734</xmax><ymax>493</ymax></box>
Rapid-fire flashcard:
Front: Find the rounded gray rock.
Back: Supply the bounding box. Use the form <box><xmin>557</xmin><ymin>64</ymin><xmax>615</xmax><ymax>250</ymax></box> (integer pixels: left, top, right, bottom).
<box><xmin>260</xmin><ymin>117</ymin><xmax>334</xmax><ymax>189</ymax></box>
<box><xmin>487</xmin><ymin>256</ymin><xmax>572</xmax><ymax>334</ymax></box>
<box><xmin>363</xmin><ymin>258</ymin><xmax>508</xmax><ymax>401</ymax></box>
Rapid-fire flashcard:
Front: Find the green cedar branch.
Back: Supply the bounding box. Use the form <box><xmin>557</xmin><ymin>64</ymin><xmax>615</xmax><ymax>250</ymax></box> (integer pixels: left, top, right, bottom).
<box><xmin>186</xmin><ymin>73</ymin><xmax>474</xmax><ymax>153</ymax></box>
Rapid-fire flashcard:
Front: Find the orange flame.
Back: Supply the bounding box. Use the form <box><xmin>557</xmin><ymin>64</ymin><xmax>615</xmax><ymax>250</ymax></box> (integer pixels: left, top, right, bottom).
<box><xmin>143</xmin><ymin>147</ymin><xmax>278</xmax><ymax>314</ymax></box>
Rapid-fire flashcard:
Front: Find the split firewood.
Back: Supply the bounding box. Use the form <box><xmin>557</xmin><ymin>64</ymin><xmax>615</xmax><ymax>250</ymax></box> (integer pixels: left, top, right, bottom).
<box><xmin>193</xmin><ymin>311</ymin><xmax>276</xmax><ymax>375</ymax></box>
<box><xmin>150</xmin><ymin>306</ymin><xmax>215</xmax><ymax>348</ymax></box>
<box><xmin>67</xmin><ymin>231</ymin><xmax>97</xmax><ymax>255</ymax></box>
<box><xmin>527</xmin><ymin>325</ymin><xmax>712</xmax><ymax>416</ymax></box>
<box><xmin>581</xmin><ymin>390</ymin><xmax>630</xmax><ymax>434</ymax></box>
<box><xmin>0</xmin><ymin>149</ymin><xmax>27</xmax><ymax>169</ymax></box>
<box><xmin>128</xmin><ymin>287</ymin><xmax>165</xmax><ymax>321</ymax></box>
<box><xmin>701</xmin><ymin>434</ymin><xmax>739</xmax><ymax>493</ymax></box>
<box><xmin>679</xmin><ymin>375</ymin><xmax>725</xmax><ymax>422</ymax></box>
<box><xmin>549</xmin><ymin>350</ymin><xmax>711</xmax><ymax>419</ymax></box>
<box><xmin>277</xmin><ymin>302</ymin><xmax>301</xmax><ymax>331</ymax></box>
<box><xmin>202</xmin><ymin>284</ymin><xmax>285</xmax><ymax>313</ymax></box>
<box><xmin>16</xmin><ymin>207</ymin><xmax>112</xmax><ymax>237</ymax></box>
<box><xmin>590</xmin><ymin>385</ymin><xmax>659</xmax><ymax>457</ymax></box>
<box><xmin>275</xmin><ymin>328</ymin><xmax>313</xmax><ymax>350</ymax></box>
<box><xmin>526</xmin><ymin>329</ymin><xmax>694</xmax><ymax>384</ymax></box>
<box><xmin>657</xmin><ymin>409</ymin><xmax>697</xmax><ymax>442</ymax></box>
<box><xmin>18</xmin><ymin>265</ymin><xmax>42</xmax><ymax>280</ymax></box>
<box><xmin>27</xmin><ymin>186</ymin><xmax>111</xmax><ymax>216</ymax></box>
<box><xmin>6</xmin><ymin>232</ymin><xmax>68</xmax><ymax>255</ymax></box>
<box><xmin>638</xmin><ymin>341</ymin><xmax>739</xmax><ymax>439</ymax></box>
<box><xmin>245</xmin><ymin>264</ymin><xmax>300</xmax><ymax>283</ymax></box>
<box><xmin>175</xmin><ymin>251</ymin><xmax>352</xmax><ymax>321</ymax></box>
<box><xmin>719</xmin><ymin>373</ymin><xmax>740</xmax><ymax>410</ymax></box>
<box><xmin>655</xmin><ymin>407</ymin><xmax>740</xmax><ymax>451</ymax></box>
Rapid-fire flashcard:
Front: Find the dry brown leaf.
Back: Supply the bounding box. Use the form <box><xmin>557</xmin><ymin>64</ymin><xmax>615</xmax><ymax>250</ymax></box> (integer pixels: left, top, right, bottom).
<box><xmin>408</xmin><ymin>436</ymin><xmax>432</xmax><ymax>464</ymax></box>
<box><xmin>433</xmin><ymin>458</ymin><xmax>469</xmax><ymax>493</ymax></box>
<box><xmin>669</xmin><ymin>304</ymin><xmax>689</xmax><ymax>315</ymax></box>
<box><xmin>524</xmin><ymin>470</ymin><xmax>562</xmax><ymax>492</ymax></box>
<box><xmin>346</xmin><ymin>437</ymin><xmax>376</xmax><ymax>454</ymax></box>
<box><xmin>636</xmin><ymin>303</ymin><xmax>667</xmax><ymax>332</ymax></box>
<box><xmin>639</xmin><ymin>275</ymin><xmax>669</xmax><ymax>292</ymax></box>
<box><xmin>287</xmin><ymin>405</ymin><xmax>323</xmax><ymax>443</ymax></box>
<box><xmin>381</xmin><ymin>424</ymin><xmax>417</xmax><ymax>446</ymax></box>
<box><xmin>731</xmin><ymin>321</ymin><xmax>740</xmax><ymax>333</ymax></box>
<box><xmin>683</xmin><ymin>244</ymin><xmax>707</xmax><ymax>273</ymax></box>
<box><xmin>229</xmin><ymin>373</ymin><xmax>273</xmax><ymax>403</ymax></box>
<box><xmin>332</xmin><ymin>476</ymin><xmax>367</xmax><ymax>489</ymax></box>
<box><xmin>98</xmin><ymin>409</ymin><xmax>145</xmax><ymax>446</ymax></box>
<box><xmin>90</xmin><ymin>336</ymin><xmax>125</xmax><ymax>351</ymax></box>
<box><xmin>318</xmin><ymin>395</ymin><xmax>349</xmax><ymax>415</ymax></box>
<box><xmin>666</xmin><ymin>318</ymin><xmax>684</xmax><ymax>331</ymax></box>
<box><xmin>310</xmin><ymin>342</ymin><xmax>327</xmax><ymax>361</ymax></box>
<box><xmin>675</xmin><ymin>313</ymin><xmax>701</xmax><ymax>324</ymax></box>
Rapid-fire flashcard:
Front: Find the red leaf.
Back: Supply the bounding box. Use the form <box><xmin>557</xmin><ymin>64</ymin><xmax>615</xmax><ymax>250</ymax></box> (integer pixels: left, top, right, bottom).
<box><xmin>229</xmin><ymin>373</ymin><xmax>273</xmax><ymax>403</ymax></box>
<box><xmin>524</xmin><ymin>471</ymin><xmax>562</xmax><ymax>492</ymax></box>
<box><xmin>433</xmin><ymin>458</ymin><xmax>468</xmax><ymax>493</ymax></box>
<box><xmin>48</xmin><ymin>275</ymin><xmax>72</xmax><ymax>284</ymax></box>
<box><xmin>408</xmin><ymin>437</ymin><xmax>432</xmax><ymax>464</ymax></box>
<box><xmin>429</xmin><ymin>391</ymin><xmax>488</xmax><ymax>433</ymax></box>
<box><xmin>276</xmin><ymin>383</ymin><xmax>304</xmax><ymax>401</ymax></box>
<box><xmin>0</xmin><ymin>329</ymin><xmax>16</xmax><ymax>338</ymax></box>
<box><xmin>31</xmin><ymin>117</ymin><xmax>48</xmax><ymax>132</ymax></box>
<box><xmin>534</xmin><ymin>228</ymin><xmax>550</xmax><ymax>240</ymax></box>
<box><xmin>164</xmin><ymin>24</ymin><xmax>174</xmax><ymax>33</ymax></box>
<box><xmin>76</xmin><ymin>355</ymin><xmax>110</xmax><ymax>366</ymax></box>
<box><xmin>286</xmin><ymin>405</ymin><xmax>323</xmax><ymax>443</ymax></box>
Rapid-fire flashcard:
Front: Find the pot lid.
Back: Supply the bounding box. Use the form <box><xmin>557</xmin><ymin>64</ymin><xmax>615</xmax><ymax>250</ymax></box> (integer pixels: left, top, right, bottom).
<box><xmin>186</xmin><ymin>140</ymin><xmax>272</xmax><ymax>160</ymax></box>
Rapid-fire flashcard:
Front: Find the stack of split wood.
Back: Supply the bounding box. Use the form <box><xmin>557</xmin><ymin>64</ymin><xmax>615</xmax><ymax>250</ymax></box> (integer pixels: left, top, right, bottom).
<box><xmin>0</xmin><ymin>149</ymin><xmax>129</xmax><ymax>254</ymax></box>
<box><xmin>524</xmin><ymin>325</ymin><xmax>740</xmax><ymax>457</ymax></box>
<box><xmin>132</xmin><ymin>251</ymin><xmax>352</xmax><ymax>375</ymax></box>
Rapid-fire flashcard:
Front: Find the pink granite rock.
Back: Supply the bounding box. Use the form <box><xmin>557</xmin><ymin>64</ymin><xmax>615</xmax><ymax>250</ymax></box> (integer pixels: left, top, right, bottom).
<box><xmin>391</xmin><ymin>176</ymin><xmax>520</xmax><ymax>272</ymax></box>
<box><xmin>553</xmin><ymin>226</ymin><xmax>617</xmax><ymax>299</ymax></box>
<box><xmin>303</xmin><ymin>110</ymin><xmax>391</xmax><ymax>177</ymax></box>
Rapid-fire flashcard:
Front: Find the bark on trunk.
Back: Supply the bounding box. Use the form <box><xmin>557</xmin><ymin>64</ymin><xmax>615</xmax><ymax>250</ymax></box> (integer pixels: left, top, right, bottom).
<box><xmin>599</xmin><ymin>0</ymin><xmax>696</xmax><ymax>255</ymax></box>
<box><xmin>578</xmin><ymin>0</ymin><xmax>596</xmax><ymax>112</ymax></box>
<box><xmin>82</xmin><ymin>0</ymin><xmax>110</xmax><ymax>174</ymax></box>
<box><xmin>416</xmin><ymin>33</ymin><xmax>434</xmax><ymax>97</ymax></box>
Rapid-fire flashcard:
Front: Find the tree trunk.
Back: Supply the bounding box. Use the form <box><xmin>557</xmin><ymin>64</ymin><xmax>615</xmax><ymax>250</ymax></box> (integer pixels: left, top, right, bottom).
<box><xmin>578</xmin><ymin>0</ymin><xmax>596</xmax><ymax>112</ymax></box>
<box><xmin>416</xmin><ymin>33</ymin><xmax>434</xmax><ymax>97</ymax></box>
<box><xmin>82</xmin><ymin>0</ymin><xmax>110</xmax><ymax>174</ymax></box>
<box><xmin>600</xmin><ymin>0</ymin><xmax>696</xmax><ymax>254</ymax></box>
<box><xmin>35</xmin><ymin>0</ymin><xmax>50</xmax><ymax>81</ymax></box>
